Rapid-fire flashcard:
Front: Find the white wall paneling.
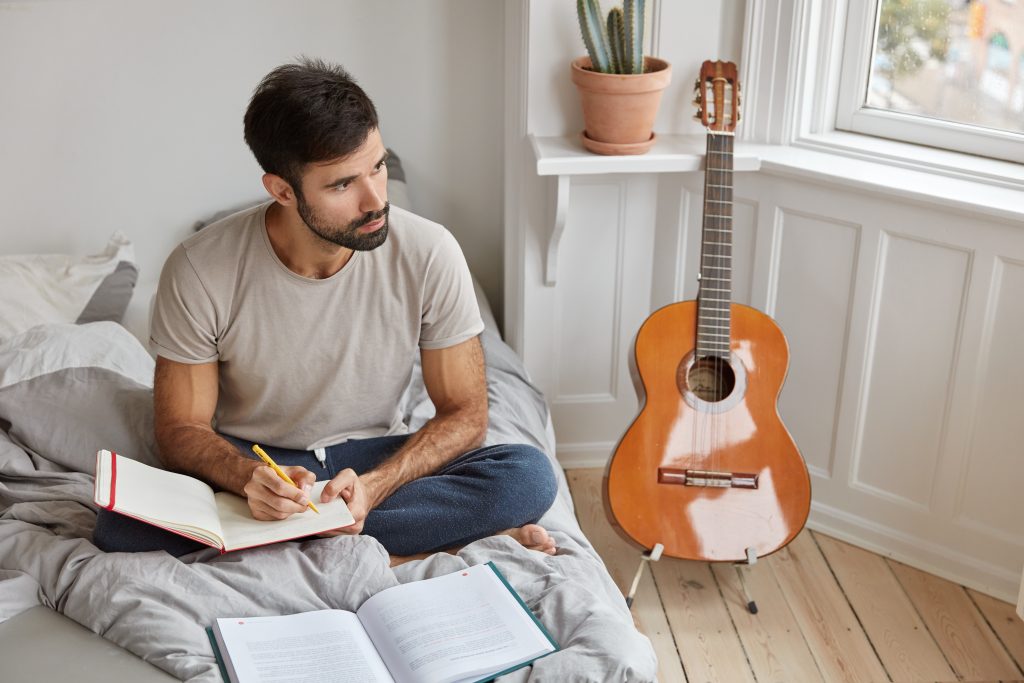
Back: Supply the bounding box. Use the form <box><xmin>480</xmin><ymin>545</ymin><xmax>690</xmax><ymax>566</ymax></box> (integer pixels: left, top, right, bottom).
<box><xmin>740</xmin><ymin>175</ymin><xmax>1024</xmax><ymax>602</ymax></box>
<box><xmin>854</xmin><ymin>234</ymin><xmax>971</xmax><ymax>510</ymax></box>
<box><xmin>770</xmin><ymin>207</ymin><xmax>860</xmax><ymax>481</ymax></box>
<box><xmin>955</xmin><ymin>258</ymin><xmax>1024</xmax><ymax>541</ymax></box>
<box><xmin>543</xmin><ymin>175</ymin><xmax>660</xmax><ymax>463</ymax></box>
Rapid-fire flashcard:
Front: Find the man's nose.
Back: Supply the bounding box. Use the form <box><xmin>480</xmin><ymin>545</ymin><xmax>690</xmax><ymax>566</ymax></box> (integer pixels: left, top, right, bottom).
<box><xmin>358</xmin><ymin>178</ymin><xmax>387</xmax><ymax>214</ymax></box>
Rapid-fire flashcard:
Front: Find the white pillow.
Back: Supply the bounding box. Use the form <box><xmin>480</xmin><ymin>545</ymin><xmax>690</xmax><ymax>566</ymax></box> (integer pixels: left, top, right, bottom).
<box><xmin>0</xmin><ymin>233</ymin><xmax>137</xmax><ymax>343</ymax></box>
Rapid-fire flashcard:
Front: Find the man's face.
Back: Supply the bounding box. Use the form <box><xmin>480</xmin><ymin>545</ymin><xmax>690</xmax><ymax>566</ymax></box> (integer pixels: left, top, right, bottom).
<box><xmin>294</xmin><ymin>128</ymin><xmax>390</xmax><ymax>251</ymax></box>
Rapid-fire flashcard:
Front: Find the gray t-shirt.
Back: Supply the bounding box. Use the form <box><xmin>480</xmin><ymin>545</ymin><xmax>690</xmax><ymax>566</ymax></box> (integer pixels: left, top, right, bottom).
<box><xmin>150</xmin><ymin>202</ymin><xmax>484</xmax><ymax>450</ymax></box>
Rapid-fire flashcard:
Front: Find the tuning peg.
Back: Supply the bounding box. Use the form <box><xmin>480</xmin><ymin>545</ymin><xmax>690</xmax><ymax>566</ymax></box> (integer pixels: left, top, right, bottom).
<box><xmin>694</xmin><ymin>89</ymin><xmax>703</xmax><ymax>103</ymax></box>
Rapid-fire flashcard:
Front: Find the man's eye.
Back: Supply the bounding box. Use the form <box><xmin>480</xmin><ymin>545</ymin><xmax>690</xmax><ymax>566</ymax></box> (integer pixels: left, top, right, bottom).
<box><xmin>374</xmin><ymin>161</ymin><xmax>387</xmax><ymax>173</ymax></box>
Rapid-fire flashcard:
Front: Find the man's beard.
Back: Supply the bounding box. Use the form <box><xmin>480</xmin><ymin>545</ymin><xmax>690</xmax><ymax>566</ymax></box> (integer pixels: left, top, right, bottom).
<box><xmin>296</xmin><ymin>195</ymin><xmax>390</xmax><ymax>251</ymax></box>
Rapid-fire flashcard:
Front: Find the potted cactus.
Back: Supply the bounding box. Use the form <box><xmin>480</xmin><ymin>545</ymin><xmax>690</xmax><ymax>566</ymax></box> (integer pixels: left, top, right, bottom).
<box><xmin>572</xmin><ymin>0</ymin><xmax>671</xmax><ymax>155</ymax></box>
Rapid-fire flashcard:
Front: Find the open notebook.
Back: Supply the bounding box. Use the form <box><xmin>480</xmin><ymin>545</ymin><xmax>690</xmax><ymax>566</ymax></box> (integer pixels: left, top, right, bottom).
<box><xmin>94</xmin><ymin>450</ymin><xmax>354</xmax><ymax>552</ymax></box>
<box><xmin>209</xmin><ymin>562</ymin><xmax>558</xmax><ymax>683</ymax></box>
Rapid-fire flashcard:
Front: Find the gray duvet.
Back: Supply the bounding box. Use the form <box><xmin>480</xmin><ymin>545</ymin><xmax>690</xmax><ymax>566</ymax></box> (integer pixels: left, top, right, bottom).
<box><xmin>0</xmin><ymin>321</ymin><xmax>656</xmax><ymax>682</ymax></box>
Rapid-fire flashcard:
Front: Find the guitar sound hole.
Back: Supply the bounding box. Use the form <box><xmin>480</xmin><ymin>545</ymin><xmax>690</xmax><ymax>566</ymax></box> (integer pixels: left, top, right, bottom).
<box><xmin>685</xmin><ymin>356</ymin><xmax>736</xmax><ymax>402</ymax></box>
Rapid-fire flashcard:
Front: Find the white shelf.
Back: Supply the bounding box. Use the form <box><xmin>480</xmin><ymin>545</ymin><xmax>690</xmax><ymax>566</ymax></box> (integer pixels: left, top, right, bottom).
<box><xmin>528</xmin><ymin>133</ymin><xmax>761</xmax><ymax>286</ymax></box>
<box><xmin>530</xmin><ymin>133</ymin><xmax>762</xmax><ymax>176</ymax></box>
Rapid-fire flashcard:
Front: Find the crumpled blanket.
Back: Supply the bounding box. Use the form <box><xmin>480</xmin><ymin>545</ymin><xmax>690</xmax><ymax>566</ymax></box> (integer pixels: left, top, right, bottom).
<box><xmin>0</xmin><ymin>322</ymin><xmax>656</xmax><ymax>681</ymax></box>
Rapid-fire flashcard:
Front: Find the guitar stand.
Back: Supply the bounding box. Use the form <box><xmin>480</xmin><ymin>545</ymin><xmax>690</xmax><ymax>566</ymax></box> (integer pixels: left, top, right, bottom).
<box><xmin>624</xmin><ymin>543</ymin><xmax>664</xmax><ymax>608</ymax></box>
<box><xmin>623</xmin><ymin>544</ymin><xmax>759</xmax><ymax>615</ymax></box>
<box><xmin>734</xmin><ymin>547</ymin><xmax>759</xmax><ymax>614</ymax></box>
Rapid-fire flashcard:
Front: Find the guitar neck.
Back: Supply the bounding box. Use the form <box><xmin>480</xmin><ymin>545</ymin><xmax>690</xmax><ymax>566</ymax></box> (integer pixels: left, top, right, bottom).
<box><xmin>696</xmin><ymin>132</ymin><xmax>734</xmax><ymax>359</ymax></box>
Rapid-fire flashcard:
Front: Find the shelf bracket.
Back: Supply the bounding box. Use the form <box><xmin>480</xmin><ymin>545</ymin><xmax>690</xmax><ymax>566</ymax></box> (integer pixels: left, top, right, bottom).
<box><xmin>544</xmin><ymin>174</ymin><xmax>570</xmax><ymax>286</ymax></box>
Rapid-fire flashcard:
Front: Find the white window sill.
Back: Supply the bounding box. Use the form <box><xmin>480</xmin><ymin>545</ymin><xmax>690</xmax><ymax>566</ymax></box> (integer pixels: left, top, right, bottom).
<box><xmin>746</xmin><ymin>134</ymin><xmax>1024</xmax><ymax>225</ymax></box>
<box><xmin>794</xmin><ymin>131</ymin><xmax>1024</xmax><ymax>189</ymax></box>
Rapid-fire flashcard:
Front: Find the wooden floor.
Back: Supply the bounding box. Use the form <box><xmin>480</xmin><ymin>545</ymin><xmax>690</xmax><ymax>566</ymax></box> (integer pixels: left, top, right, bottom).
<box><xmin>566</xmin><ymin>468</ymin><xmax>1024</xmax><ymax>683</ymax></box>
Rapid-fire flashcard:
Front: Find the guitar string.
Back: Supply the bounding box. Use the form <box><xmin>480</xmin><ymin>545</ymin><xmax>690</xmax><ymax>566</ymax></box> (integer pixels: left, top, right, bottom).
<box><xmin>710</xmin><ymin>131</ymin><xmax>718</xmax><ymax>477</ymax></box>
<box><xmin>693</xmin><ymin>129</ymin><xmax>704</xmax><ymax>479</ymax></box>
<box><xmin>722</xmin><ymin>132</ymin><xmax>732</xmax><ymax>479</ymax></box>
<box><xmin>709</xmin><ymin>130</ymin><xmax>733</xmax><ymax>478</ymax></box>
<box><xmin>695</xmin><ymin>126</ymin><xmax>709</xmax><ymax>478</ymax></box>
<box><xmin>716</xmin><ymin>131</ymin><xmax>726</xmax><ymax>478</ymax></box>
<box><xmin>703</xmin><ymin>130</ymin><xmax>716</xmax><ymax>476</ymax></box>
<box><xmin>717</xmin><ymin>131</ymin><xmax>724</xmax><ymax>478</ymax></box>
<box><xmin>707</xmin><ymin>131</ymin><xmax>722</xmax><ymax>477</ymax></box>
<box><xmin>720</xmin><ymin>131</ymin><xmax>729</xmax><ymax>478</ymax></box>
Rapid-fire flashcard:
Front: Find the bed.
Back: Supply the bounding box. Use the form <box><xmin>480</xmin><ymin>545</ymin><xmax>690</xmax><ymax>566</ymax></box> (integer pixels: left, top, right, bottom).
<box><xmin>0</xmin><ymin>196</ymin><xmax>658</xmax><ymax>681</ymax></box>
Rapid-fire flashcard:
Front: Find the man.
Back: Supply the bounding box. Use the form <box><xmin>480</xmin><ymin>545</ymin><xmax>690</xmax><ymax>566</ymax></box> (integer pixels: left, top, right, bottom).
<box><xmin>94</xmin><ymin>58</ymin><xmax>558</xmax><ymax>561</ymax></box>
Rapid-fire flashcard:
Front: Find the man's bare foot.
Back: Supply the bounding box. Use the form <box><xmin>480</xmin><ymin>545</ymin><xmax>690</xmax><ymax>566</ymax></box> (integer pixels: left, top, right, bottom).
<box><xmin>502</xmin><ymin>524</ymin><xmax>557</xmax><ymax>555</ymax></box>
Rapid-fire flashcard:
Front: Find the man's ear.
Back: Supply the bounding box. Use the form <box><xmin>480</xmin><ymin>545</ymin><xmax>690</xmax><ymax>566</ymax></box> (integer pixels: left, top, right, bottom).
<box><xmin>262</xmin><ymin>173</ymin><xmax>298</xmax><ymax>206</ymax></box>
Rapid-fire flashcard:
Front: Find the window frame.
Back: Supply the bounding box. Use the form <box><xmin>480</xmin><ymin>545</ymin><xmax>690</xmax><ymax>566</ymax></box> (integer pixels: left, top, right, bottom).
<box><xmin>834</xmin><ymin>0</ymin><xmax>1024</xmax><ymax>165</ymax></box>
<box><xmin>740</xmin><ymin>0</ymin><xmax>1024</xmax><ymax>190</ymax></box>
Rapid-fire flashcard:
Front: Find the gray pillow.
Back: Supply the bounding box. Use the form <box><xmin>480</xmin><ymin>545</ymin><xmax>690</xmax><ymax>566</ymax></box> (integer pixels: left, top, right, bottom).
<box><xmin>0</xmin><ymin>322</ymin><xmax>160</xmax><ymax>474</ymax></box>
<box><xmin>76</xmin><ymin>260</ymin><xmax>139</xmax><ymax>325</ymax></box>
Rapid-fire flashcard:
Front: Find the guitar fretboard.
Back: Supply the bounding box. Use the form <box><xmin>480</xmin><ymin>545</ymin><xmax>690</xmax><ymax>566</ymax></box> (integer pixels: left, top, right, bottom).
<box><xmin>696</xmin><ymin>132</ymin><xmax>734</xmax><ymax>359</ymax></box>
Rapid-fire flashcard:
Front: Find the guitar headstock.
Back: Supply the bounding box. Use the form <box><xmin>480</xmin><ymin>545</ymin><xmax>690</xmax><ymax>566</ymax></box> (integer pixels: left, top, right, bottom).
<box><xmin>692</xmin><ymin>60</ymin><xmax>741</xmax><ymax>132</ymax></box>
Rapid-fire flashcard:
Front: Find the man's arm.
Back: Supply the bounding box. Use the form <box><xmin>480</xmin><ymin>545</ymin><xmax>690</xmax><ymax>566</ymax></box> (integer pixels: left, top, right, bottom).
<box><xmin>153</xmin><ymin>356</ymin><xmax>315</xmax><ymax>520</ymax></box>
<box><xmin>320</xmin><ymin>335</ymin><xmax>488</xmax><ymax>529</ymax></box>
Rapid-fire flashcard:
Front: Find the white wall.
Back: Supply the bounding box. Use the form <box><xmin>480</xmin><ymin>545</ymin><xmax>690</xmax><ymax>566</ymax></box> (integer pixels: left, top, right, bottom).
<box><xmin>0</xmin><ymin>0</ymin><xmax>504</xmax><ymax>322</ymax></box>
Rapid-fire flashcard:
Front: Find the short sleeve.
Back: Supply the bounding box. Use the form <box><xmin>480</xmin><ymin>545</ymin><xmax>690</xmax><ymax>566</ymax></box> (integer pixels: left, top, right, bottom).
<box><xmin>419</xmin><ymin>230</ymin><xmax>485</xmax><ymax>350</ymax></box>
<box><xmin>149</xmin><ymin>245</ymin><xmax>219</xmax><ymax>363</ymax></box>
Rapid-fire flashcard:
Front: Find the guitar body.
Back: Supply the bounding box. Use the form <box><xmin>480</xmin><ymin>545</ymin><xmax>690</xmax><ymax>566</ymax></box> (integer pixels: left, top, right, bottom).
<box><xmin>607</xmin><ymin>300</ymin><xmax>811</xmax><ymax>561</ymax></box>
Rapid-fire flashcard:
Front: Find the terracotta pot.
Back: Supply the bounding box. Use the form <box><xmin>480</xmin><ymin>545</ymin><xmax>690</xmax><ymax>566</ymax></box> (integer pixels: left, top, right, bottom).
<box><xmin>571</xmin><ymin>56</ymin><xmax>672</xmax><ymax>155</ymax></box>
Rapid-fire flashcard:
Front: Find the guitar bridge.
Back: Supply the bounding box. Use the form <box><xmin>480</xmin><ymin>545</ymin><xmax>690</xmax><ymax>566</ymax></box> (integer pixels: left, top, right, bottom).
<box><xmin>658</xmin><ymin>467</ymin><xmax>758</xmax><ymax>489</ymax></box>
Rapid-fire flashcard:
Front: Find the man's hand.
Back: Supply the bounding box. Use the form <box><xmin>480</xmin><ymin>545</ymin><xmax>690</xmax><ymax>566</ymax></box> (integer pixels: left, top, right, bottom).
<box><xmin>243</xmin><ymin>465</ymin><xmax>317</xmax><ymax>520</ymax></box>
<box><xmin>318</xmin><ymin>468</ymin><xmax>373</xmax><ymax>535</ymax></box>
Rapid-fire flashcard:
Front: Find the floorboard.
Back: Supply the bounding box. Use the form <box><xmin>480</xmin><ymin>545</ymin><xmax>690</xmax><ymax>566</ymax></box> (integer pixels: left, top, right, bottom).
<box><xmin>968</xmin><ymin>588</ymin><xmax>1024</xmax><ymax>673</ymax></box>
<box><xmin>652</xmin><ymin>558</ymin><xmax>757</xmax><ymax>683</ymax></box>
<box><xmin>711</xmin><ymin>558</ymin><xmax>824</xmax><ymax>683</ymax></box>
<box><xmin>767</xmin><ymin>531</ymin><xmax>890</xmax><ymax>682</ymax></box>
<box><xmin>814</xmin><ymin>532</ymin><xmax>955</xmax><ymax>682</ymax></box>
<box><xmin>889</xmin><ymin>560</ymin><xmax>1023</xmax><ymax>681</ymax></box>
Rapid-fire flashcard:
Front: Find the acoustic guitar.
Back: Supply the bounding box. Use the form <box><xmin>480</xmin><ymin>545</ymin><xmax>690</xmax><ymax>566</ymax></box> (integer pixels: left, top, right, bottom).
<box><xmin>606</xmin><ymin>60</ymin><xmax>810</xmax><ymax>562</ymax></box>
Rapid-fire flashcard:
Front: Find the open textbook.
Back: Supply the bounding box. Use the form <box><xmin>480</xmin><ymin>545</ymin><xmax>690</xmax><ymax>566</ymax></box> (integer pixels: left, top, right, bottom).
<box><xmin>93</xmin><ymin>449</ymin><xmax>354</xmax><ymax>552</ymax></box>
<box><xmin>208</xmin><ymin>562</ymin><xmax>558</xmax><ymax>683</ymax></box>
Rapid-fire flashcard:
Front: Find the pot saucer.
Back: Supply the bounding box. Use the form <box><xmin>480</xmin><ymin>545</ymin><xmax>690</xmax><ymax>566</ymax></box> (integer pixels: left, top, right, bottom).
<box><xmin>580</xmin><ymin>130</ymin><xmax>656</xmax><ymax>155</ymax></box>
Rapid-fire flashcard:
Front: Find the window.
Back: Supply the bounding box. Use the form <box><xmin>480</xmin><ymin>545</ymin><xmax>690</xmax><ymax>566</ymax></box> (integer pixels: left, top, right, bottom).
<box><xmin>835</xmin><ymin>0</ymin><xmax>1024</xmax><ymax>163</ymax></box>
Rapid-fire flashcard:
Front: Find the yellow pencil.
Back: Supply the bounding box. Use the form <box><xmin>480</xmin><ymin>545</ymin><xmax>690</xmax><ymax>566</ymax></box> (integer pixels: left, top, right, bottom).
<box><xmin>251</xmin><ymin>444</ymin><xmax>320</xmax><ymax>514</ymax></box>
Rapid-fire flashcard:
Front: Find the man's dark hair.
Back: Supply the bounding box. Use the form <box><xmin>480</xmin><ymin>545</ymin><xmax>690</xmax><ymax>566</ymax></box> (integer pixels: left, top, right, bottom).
<box><xmin>243</xmin><ymin>57</ymin><xmax>379</xmax><ymax>194</ymax></box>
